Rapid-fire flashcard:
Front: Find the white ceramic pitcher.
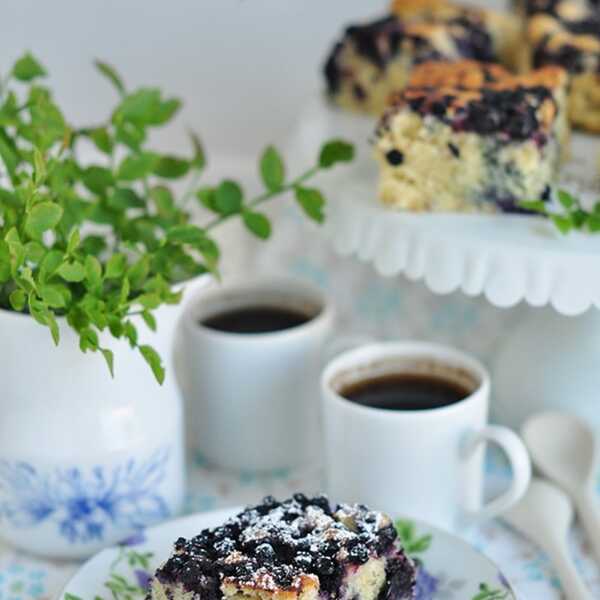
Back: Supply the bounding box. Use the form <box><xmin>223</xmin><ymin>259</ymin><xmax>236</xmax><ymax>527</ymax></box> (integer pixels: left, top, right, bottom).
<box><xmin>0</xmin><ymin>276</ymin><xmax>209</xmax><ymax>558</ymax></box>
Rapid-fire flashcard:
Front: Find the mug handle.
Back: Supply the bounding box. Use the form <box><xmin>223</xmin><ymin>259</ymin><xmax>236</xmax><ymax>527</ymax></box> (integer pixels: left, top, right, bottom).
<box><xmin>462</xmin><ymin>425</ymin><xmax>532</xmax><ymax>521</ymax></box>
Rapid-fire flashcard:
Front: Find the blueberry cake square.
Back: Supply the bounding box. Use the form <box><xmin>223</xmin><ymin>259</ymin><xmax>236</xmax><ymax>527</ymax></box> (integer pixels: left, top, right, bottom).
<box><xmin>523</xmin><ymin>0</ymin><xmax>600</xmax><ymax>132</ymax></box>
<box><xmin>323</xmin><ymin>0</ymin><xmax>520</xmax><ymax>114</ymax></box>
<box><xmin>149</xmin><ymin>495</ymin><xmax>416</xmax><ymax>600</ymax></box>
<box><xmin>375</xmin><ymin>60</ymin><xmax>569</xmax><ymax>212</ymax></box>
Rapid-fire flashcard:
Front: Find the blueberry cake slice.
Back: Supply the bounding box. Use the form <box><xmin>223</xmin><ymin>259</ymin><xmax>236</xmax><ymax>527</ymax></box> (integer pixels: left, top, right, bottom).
<box><xmin>375</xmin><ymin>60</ymin><xmax>569</xmax><ymax>212</ymax></box>
<box><xmin>149</xmin><ymin>495</ymin><xmax>416</xmax><ymax>600</ymax></box>
<box><xmin>324</xmin><ymin>1</ymin><xmax>520</xmax><ymax>114</ymax></box>
<box><xmin>523</xmin><ymin>0</ymin><xmax>600</xmax><ymax>132</ymax></box>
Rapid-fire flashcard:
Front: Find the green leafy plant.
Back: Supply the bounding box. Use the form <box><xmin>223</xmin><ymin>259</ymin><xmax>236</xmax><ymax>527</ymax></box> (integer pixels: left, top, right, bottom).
<box><xmin>519</xmin><ymin>189</ymin><xmax>600</xmax><ymax>234</ymax></box>
<box><xmin>394</xmin><ymin>519</ymin><xmax>432</xmax><ymax>557</ymax></box>
<box><xmin>0</xmin><ymin>52</ymin><xmax>354</xmax><ymax>383</ymax></box>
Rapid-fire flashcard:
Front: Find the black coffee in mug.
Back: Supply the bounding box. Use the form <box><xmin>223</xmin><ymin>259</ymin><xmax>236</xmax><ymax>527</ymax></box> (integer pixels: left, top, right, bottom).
<box><xmin>201</xmin><ymin>305</ymin><xmax>312</xmax><ymax>334</ymax></box>
<box><xmin>340</xmin><ymin>372</ymin><xmax>472</xmax><ymax>411</ymax></box>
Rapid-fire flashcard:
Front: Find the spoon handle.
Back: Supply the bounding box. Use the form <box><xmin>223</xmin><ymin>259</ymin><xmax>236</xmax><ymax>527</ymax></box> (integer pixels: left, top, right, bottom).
<box><xmin>578</xmin><ymin>489</ymin><xmax>600</xmax><ymax>567</ymax></box>
<box><xmin>547</xmin><ymin>545</ymin><xmax>592</xmax><ymax>600</ymax></box>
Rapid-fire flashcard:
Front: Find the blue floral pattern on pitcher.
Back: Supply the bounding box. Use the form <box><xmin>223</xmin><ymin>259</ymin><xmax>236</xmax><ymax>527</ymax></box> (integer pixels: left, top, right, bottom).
<box><xmin>0</xmin><ymin>448</ymin><xmax>170</xmax><ymax>543</ymax></box>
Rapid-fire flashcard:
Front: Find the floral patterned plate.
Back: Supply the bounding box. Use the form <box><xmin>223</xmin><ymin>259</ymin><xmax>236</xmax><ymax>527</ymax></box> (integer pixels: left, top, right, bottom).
<box><xmin>60</xmin><ymin>507</ymin><xmax>517</xmax><ymax>600</ymax></box>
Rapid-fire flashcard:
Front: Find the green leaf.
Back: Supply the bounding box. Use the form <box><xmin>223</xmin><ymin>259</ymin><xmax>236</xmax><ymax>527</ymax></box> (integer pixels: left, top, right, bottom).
<box><xmin>101</xmin><ymin>348</ymin><xmax>115</xmax><ymax>377</ymax></box>
<box><xmin>137</xmin><ymin>292</ymin><xmax>161</xmax><ymax>309</ymax></box>
<box><xmin>64</xmin><ymin>592</ymin><xmax>85</xmax><ymax>600</ymax></box>
<box><xmin>81</xmin><ymin>235</ymin><xmax>106</xmax><ymax>256</ymax></box>
<box><xmin>557</xmin><ymin>189</ymin><xmax>575</xmax><ymax>210</ymax></box>
<box><xmin>33</xmin><ymin>148</ymin><xmax>47</xmax><ymax>184</ymax></box>
<box><xmin>114</xmin><ymin>88</ymin><xmax>166</xmax><ymax>127</ymax></box>
<box><xmin>79</xmin><ymin>327</ymin><xmax>99</xmax><ymax>352</ymax></box>
<box><xmin>407</xmin><ymin>534</ymin><xmax>432</xmax><ymax>554</ymax></box>
<box><xmin>152</xmin><ymin>98</ymin><xmax>182</xmax><ymax>125</ymax></box>
<box><xmin>116</xmin><ymin>152</ymin><xmax>159</xmax><ymax>181</ymax></box>
<box><xmin>166</xmin><ymin>224</ymin><xmax>206</xmax><ymax>245</ymax></box>
<box><xmin>127</xmin><ymin>256</ymin><xmax>150</xmax><ymax>289</ymax></box>
<box><xmin>152</xmin><ymin>155</ymin><xmax>190</xmax><ymax>179</ymax></box>
<box><xmin>0</xmin><ymin>129</ymin><xmax>20</xmax><ymax>180</ymax></box>
<box><xmin>551</xmin><ymin>214</ymin><xmax>573</xmax><ymax>234</ymax></box>
<box><xmin>151</xmin><ymin>186</ymin><xmax>176</xmax><ymax>217</ymax></box>
<box><xmin>0</xmin><ymin>92</ymin><xmax>19</xmax><ymax>126</ymax></box>
<box><xmin>57</xmin><ymin>260</ymin><xmax>86</xmax><ymax>282</ymax></box>
<box><xmin>89</xmin><ymin>127</ymin><xmax>114</xmax><ymax>154</ymax></box>
<box><xmin>319</xmin><ymin>139</ymin><xmax>354</xmax><ymax>169</ymax></box>
<box><xmin>215</xmin><ymin>180</ymin><xmax>243</xmax><ymax>215</ymax></box>
<box><xmin>571</xmin><ymin>209</ymin><xmax>587</xmax><ymax>229</ymax></box>
<box><xmin>587</xmin><ymin>215</ymin><xmax>600</xmax><ymax>232</ymax></box>
<box><xmin>24</xmin><ymin>241</ymin><xmax>45</xmax><ymax>263</ymax></box>
<box><xmin>29</xmin><ymin>297</ymin><xmax>60</xmax><ymax>345</ymax></box>
<box><xmin>12</xmin><ymin>52</ymin><xmax>46</xmax><ymax>81</ymax></box>
<box><xmin>295</xmin><ymin>186</ymin><xmax>325</xmax><ymax>223</ymax></box>
<box><xmin>105</xmin><ymin>253</ymin><xmax>127</xmax><ymax>279</ymax></box>
<box><xmin>518</xmin><ymin>200</ymin><xmax>548</xmax><ymax>214</ymax></box>
<box><xmin>25</xmin><ymin>202</ymin><xmax>64</xmax><ymax>237</ymax></box>
<box><xmin>196</xmin><ymin>187</ymin><xmax>217</xmax><ymax>212</ymax></box>
<box><xmin>85</xmin><ymin>255</ymin><xmax>103</xmax><ymax>289</ymax></box>
<box><xmin>39</xmin><ymin>250</ymin><xmax>64</xmax><ymax>281</ymax></box>
<box><xmin>115</xmin><ymin>121</ymin><xmax>145</xmax><ymax>151</ymax></box>
<box><xmin>119</xmin><ymin>277</ymin><xmax>131</xmax><ymax>305</ymax></box>
<box><xmin>139</xmin><ymin>344</ymin><xmax>165</xmax><ymax>385</ymax></box>
<box><xmin>189</xmin><ymin>130</ymin><xmax>206</xmax><ymax>170</ymax></box>
<box><xmin>124</xmin><ymin>321</ymin><xmax>138</xmax><ymax>347</ymax></box>
<box><xmin>39</xmin><ymin>284</ymin><xmax>66</xmax><ymax>308</ymax></box>
<box><xmin>0</xmin><ymin>241</ymin><xmax>10</xmax><ymax>282</ymax></box>
<box><xmin>395</xmin><ymin>520</ymin><xmax>415</xmax><ymax>545</ymax></box>
<box><xmin>67</xmin><ymin>229</ymin><xmax>80</xmax><ymax>254</ymax></box>
<box><xmin>243</xmin><ymin>210</ymin><xmax>271</xmax><ymax>239</ymax></box>
<box><xmin>94</xmin><ymin>59</ymin><xmax>125</xmax><ymax>95</ymax></box>
<box><xmin>107</xmin><ymin>188</ymin><xmax>144</xmax><ymax>210</ymax></box>
<box><xmin>28</xmin><ymin>89</ymin><xmax>67</xmax><ymax>150</ymax></box>
<box><xmin>260</xmin><ymin>146</ymin><xmax>285</xmax><ymax>191</ymax></box>
<box><xmin>9</xmin><ymin>289</ymin><xmax>26</xmax><ymax>311</ymax></box>
<box><xmin>141</xmin><ymin>310</ymin><xmax>157</xmax><ymax>331</ymax></box>
<box><xmin>82</xmin><ymin>165</ymin><xmax>114</xmax><ymax>194</ymax></box>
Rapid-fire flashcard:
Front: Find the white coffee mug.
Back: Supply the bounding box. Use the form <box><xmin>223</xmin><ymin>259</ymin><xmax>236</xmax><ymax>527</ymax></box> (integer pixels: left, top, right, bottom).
<box><xmin>322</xmin><ymin>341</ymin><xmax>531</xmax><ymax>532</ymax></box>
<box><xmin>180</xmin><ymin>276</ymin><xmax>335</xmax><ymax>472</ymax></box>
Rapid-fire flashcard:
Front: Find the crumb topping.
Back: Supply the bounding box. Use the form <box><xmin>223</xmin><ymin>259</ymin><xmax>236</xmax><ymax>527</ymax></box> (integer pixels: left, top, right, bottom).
<box><xmin>526</xmin><ymin>1</ymin><xmax>600</xmax><ymax>73</ymax></box>
<box><xmin>155</xmin><ymin>495</ymin><xmax>403</xmax><ymax>597</ymax></box>
<box><xmin>323</xmin><ymin>11</ymin><xmax>497</xmax><ymax>97</ymax></box>
<box><xmin>380</xmin><ymin>61</ymin><xmax>565</xmax><ymax>141</ymax></box>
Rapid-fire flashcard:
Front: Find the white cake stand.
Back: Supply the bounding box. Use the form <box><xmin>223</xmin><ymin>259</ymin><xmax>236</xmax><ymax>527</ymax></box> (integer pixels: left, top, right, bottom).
<box><xmin>292</xmin><ymin>96</ymin><xmax>600</xmax><ymax>429</ymax></box>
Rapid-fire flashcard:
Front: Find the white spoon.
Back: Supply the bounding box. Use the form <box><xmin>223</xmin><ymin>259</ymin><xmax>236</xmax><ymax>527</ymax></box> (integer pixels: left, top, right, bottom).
<box><xmin>503</xmin><ymin>478</ymin><xmax>591</xmax><ymax>600</ymax></box>
<box><xmin>522</xmin><ymin>412</ymin><xmax>600</xmax><ymax>566</ymax></box>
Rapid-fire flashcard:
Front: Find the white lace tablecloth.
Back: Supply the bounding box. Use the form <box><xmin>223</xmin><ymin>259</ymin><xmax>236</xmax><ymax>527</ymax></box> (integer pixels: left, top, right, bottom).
<box><xmin>1</xmin><ymin>451</ymin><xmax>599</xmax><ymax>600</ymax></box>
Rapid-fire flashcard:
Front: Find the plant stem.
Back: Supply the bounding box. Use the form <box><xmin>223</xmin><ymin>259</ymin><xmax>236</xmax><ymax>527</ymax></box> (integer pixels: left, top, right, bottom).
<box><xmin>202</xmin><ymin>165</ymin><xmax>320</xmax><ymax>231</ymax></box>
<box><xmin>181</xmin><ymin>169</ymin><xmax>203</xmax><ymax>208</ymax></box>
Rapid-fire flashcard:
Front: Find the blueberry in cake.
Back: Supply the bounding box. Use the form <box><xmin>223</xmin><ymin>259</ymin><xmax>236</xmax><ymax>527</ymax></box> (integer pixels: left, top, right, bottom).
<box><xmin>323</xmin><ymin>0</ymin><xmax>520</xmax><ymax>114</ymax></box>
<box><xmin>522</xmin><ymin>0</ymin><xmax>600</xmax><ymax>132</ymax></box>
<box><xmin>374</xmin><ymin>60</ymin><xmax>569</xmax><ymax>212</ymax></box>
<box><xmin>149</xmin><ymin>495</ymin><xmax>416</xmax><ymax>600</ymax></box>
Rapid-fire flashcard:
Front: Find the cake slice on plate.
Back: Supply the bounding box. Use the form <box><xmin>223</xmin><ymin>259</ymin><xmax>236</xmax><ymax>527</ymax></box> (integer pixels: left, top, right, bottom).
<box><xmin>149</xmin><ymin>495</ymin><xmax>416</xmax><ymax>600</ymax></box>
<box><xmin>374</xmin><ymin>60</ymin><xmax>569</xmax><ymax>213</ymax></box>
<box><xmin>323</xmin><ymin>0</ymin><xmax>520</xmax><ymax>114</ymax></box>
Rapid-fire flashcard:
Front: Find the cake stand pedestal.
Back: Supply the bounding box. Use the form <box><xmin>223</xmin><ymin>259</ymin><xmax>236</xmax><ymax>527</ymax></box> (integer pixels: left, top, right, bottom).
<box><xmin>291</xmin><ymin>96</ymin><xmax>600</xmax><ymax>430</ymax></box>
